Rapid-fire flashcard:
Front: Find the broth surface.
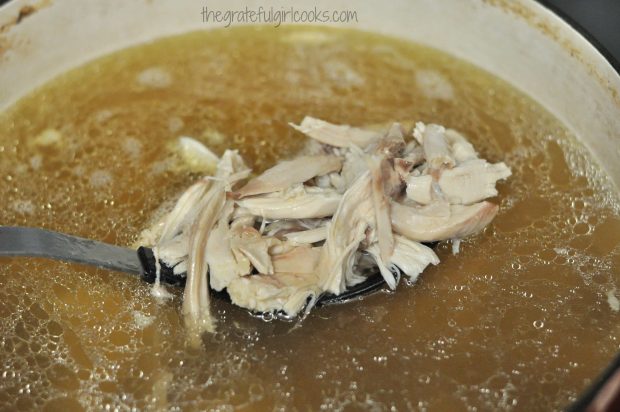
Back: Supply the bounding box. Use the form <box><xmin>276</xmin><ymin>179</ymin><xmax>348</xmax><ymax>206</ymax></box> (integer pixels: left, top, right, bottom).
<box><xmin>0</xmin><ymin>26</ymin><xmax>619</xmax><ymax>411</ymax></box>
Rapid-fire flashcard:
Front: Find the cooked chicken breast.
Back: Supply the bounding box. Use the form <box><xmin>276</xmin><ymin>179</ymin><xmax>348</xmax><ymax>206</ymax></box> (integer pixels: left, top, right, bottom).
<box><xmin>438</xmin><ymin>159</ymin><xmax>512</xmax><ymax>205</ymax></box>
<box><xmin>145</xmin><ymin>118</ymin><xmax>510</xmax><ymax>327</ymax></box>
<box><xmin>290</xmin><ymin>116</ymin><xmax>382</xmax><ymax>148</ymax></box>
<box><xmin>391</xmin><ymin>200</ymin><xmax>499</xmax><ymax>242</ymax></box>
<box><xmin>236</xmin><ymin>155</ymin><xmax>342</xmax><ymax>198</ymax></box>
<box><xmin>366</xmin><ymin>234</ymin><xmax>439</xmax><ymax>288</ymax></box>
<box><xmin>318</xmin><ymin>172</ymin><xmax>375</xmax><ymax>294</ymax></box>
<box><xmin>414</xmin><ymin>123</ymin><xmax>455</xmax><ymax>169</ymax></box>
<box><xmin>227</xmin><ymin>272</ymin><xmax>321</xmax><ymax>316</ymax></box>
<box><xmin>236</xmin><ymin>185</ymin><xmax>341</xmax><ymax>219</ymax></box>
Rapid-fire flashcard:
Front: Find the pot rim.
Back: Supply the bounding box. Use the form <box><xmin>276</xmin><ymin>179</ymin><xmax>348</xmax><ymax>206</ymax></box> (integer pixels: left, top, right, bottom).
<box><xmin>537</xmin><ymin>0</ymin><xmax>620</xmax><ymax>76</ymax></box>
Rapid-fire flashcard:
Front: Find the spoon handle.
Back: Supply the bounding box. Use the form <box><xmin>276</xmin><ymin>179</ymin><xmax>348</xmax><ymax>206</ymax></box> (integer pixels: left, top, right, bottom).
<box><xmin>0</xmin><ymin>226</ymin><xmax>143</xmax><ymax>275</ymax></box>
<box><xmin>0</xmin><ymin>226</ymin><xmax>386</xmax><ymax>306</ymax></box>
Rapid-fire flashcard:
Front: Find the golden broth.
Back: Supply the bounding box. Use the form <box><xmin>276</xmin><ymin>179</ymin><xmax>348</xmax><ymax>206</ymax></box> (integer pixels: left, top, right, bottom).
<box><xmin>0</xmin><ymin>26</ymin><xmax>619</xmax><ymax>411</ymax></box>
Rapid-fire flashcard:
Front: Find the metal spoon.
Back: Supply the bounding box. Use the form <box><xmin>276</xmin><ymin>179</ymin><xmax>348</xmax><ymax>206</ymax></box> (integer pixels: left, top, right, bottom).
<box><xmin>0</xmin><ymin>226</ymin><xmax>386</xmax><ymax>308</ymax></box>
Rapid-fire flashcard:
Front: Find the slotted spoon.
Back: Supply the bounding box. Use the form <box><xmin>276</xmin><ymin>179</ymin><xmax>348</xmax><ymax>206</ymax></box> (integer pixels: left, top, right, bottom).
<box><xmin>0</xmin><ymin>226</ymin><xmax>386</xmax><ymax>308</ymax></box>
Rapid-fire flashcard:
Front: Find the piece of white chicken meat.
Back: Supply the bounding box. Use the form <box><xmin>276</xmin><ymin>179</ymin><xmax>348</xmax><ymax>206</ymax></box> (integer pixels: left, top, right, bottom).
<box><xmin>236</xmin><ymin>155</ymin><xmax>342</xmax><ymax>198</ymax></box>
<box><xmin>183</xmin><ymin>150</ymin><xmax>250</xmax><ymax>336</ymax></box>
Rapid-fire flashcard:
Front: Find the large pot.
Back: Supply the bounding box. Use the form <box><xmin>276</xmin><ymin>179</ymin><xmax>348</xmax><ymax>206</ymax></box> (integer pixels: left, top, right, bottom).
<box><xmin>1</xmin><ymin>0</ymin><xmax>619</xmax><ymax>410</ymax></box>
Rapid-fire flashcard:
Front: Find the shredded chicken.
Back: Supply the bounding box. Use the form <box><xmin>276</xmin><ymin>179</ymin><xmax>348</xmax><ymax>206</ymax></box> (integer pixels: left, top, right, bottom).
<box><xmin>272</xmin><ymin>246</ymin><xmax>321</xmax><ymax>274</ymax></box>
<box><xmin>290</xmin><ymin>116</ymin><xmax>381</xmax><ymax>148</ymax></box>
<box><xmin>284</xmin><ymin>226</ymin><xmax>329</xmax><ymax>244</ymax></box>
<box><xmin>205</xmin><ymin>202</ymin><xmax>238</xmax><ymax>292</ymax></box>
<box><xmin>236</xmin><ymin>184</ymin><xmax>342</xmax><ymax>220</ymax></box>
<box><xmin>438</xmin><ymin>159</ymin><xmax>512</xmax><ymax>205</ymax></box>
<box><xmin>367</xmin><ymin>235</ymin><xmax>440</xmax><ymax>288</ymax></box>
<box><xmin>414</xmin><ymin>122</ymin><xmax>455</xmax><ymax>170</ymax></box>
<box><xmin>144</xmin><ymin>117</ymin><xmax>511</xmax><ymax>333</ymax></box>
<box><xmin>236</xmin><ymin>155</ymin><xmax>342</xmax><ymax>198</ymax></box>
<box><xmin>318</xmin><ymin>172</ymin><xmax>375</xmax><ymax>294</ymax></box>
<box><xmin>391</xmin><ymin>201</ymin><xmax>499</xmax><ymax>242</ymax></box>
<box><xmin>367</xmin><ymin>155</ymin><xmax>394</xmax><ymax>261</ymax></box>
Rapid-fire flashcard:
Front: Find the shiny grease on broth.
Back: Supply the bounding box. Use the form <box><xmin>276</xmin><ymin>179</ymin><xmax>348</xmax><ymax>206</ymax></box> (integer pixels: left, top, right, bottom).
<box><xmin>0</xmin><ymin>26</ymin><xmax>619</xmax><ymax>411</ymax></box>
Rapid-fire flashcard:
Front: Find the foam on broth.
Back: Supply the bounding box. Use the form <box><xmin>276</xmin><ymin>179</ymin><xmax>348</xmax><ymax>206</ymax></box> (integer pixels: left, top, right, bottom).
<box><xmin>0</xmin><ymin>26</ymin><xmax>619</xmax><ymax>411</ymax></box>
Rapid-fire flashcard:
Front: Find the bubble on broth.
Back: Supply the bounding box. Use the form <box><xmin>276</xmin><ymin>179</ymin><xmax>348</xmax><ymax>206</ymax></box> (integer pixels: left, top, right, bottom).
<box><xmin>32</xmin><ymin>128</ymin><xmax>62</xmax><ymax>147</ymax></box>
<box><xmin>135</xmin><ymin>67</ymin><xmax>173</xmax><ymax>89</ymax></box>
<box><xmin>11</xmin><ymin>199</ymin><xmax>35</xmax><ymax>215</ymax></box>
<box><xmin>29</xmin><ymin>154</ymin><xmax>43</xmax><ymax>170</ymax></box>
<box><xmin>121</xmin><ymin>137</ymin><xmax>143</xmax><ymax>160</ymax></box>
<box><xmin>132</xmin><ymin>311</ymin><xmax>155</xmax><ymax>329</ymax></box>
<box><xmin>201</xmin><ymin>128</ymin><xmax>226</xmax><ymax>146</ymax></box>
<box><xmin>415</xmin><ymin>69</ymin><xmax>455</xmax><ymax>101</ymax></box>
<box><xmin>168</xmin><ymin>116</ymin><xmax>184</xmax><ymax>133</ymax></box>
<box><xmin>282</xmin><ymin>30</ymin><xmax>336</xmax><ymax>45</ymax></box>
<box><xmin>88</xmin><ymin>170</ymin><xmax>112</xmax><ymax>188</ymax></box>
<box><xmin>323</xmin><ymin>60</ymin><xmax>365</xmax><ymax>86</ymax></box>
<box><xmin>0</xmin><ymin>26</ymin><xmax>618</xmax><ymax>411</ymax></box>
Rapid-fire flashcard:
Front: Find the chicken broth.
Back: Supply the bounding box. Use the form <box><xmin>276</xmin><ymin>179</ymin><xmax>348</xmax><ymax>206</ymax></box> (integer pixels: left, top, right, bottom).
<box><xmin>0</xmin><ymin>26</ymin><xmax>619</xmax><ymax>411</ymax></box>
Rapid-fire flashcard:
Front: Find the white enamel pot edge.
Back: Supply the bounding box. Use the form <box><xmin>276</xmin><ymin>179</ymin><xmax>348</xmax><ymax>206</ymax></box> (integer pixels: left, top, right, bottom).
<box><xmin>1</xmin><ymin>0</ymin><xmax>618</xmax><ymax>192</ymax></box>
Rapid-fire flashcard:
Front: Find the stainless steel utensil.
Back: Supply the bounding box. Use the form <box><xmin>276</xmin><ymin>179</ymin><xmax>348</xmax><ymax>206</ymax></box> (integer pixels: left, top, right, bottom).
<box><xmin>0</xmin><ymin>226</ymin><xmax>386</xmax><ymax>309</ymax></box>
